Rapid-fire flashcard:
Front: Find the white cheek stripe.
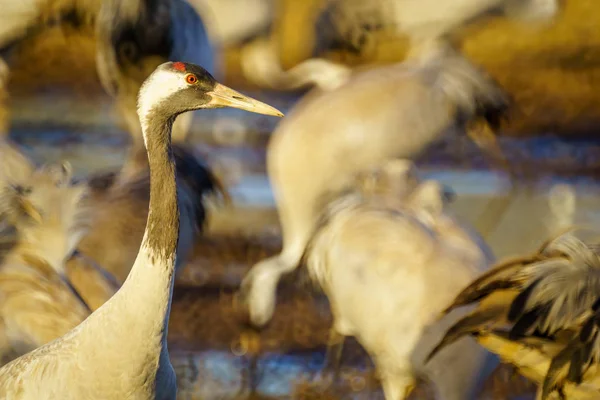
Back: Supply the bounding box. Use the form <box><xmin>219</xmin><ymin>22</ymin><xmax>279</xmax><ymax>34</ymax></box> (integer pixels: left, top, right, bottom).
<box><xmin>137</xmin><ymin>69</ymin><xmax>189</xmax><ymax>142</ymax></box>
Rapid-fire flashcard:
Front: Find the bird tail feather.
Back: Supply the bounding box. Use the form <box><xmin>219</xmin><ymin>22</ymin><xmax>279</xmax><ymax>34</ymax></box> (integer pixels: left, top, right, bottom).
<box><xmin>426</xmin><ymin>305</ymin><xmax>506</xmax><ymax>363</ymax></box>
<box><xmin>421</xmin><ymin>53</ymin><xmax>510</xmax><ymax>130</ymax></box>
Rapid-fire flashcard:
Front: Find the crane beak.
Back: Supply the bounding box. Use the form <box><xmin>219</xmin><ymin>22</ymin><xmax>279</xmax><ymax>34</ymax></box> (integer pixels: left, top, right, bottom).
<box><xmin>206</xmin><ymin>84</ymin><xmax>284</xmax><ymax>117</ymax></box>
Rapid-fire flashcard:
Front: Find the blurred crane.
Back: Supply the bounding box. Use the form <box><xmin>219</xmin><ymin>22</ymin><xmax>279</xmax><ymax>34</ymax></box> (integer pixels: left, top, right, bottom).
<box><xmin>95</xmin><ymin>0</ymin><xmax>214</xmax><ymax>155</ymax></box>
<box><xmin>0</xmin><ymin>140</ymin><xmax>226</xmax><ymax>355</ymax></box>
<box><xmin>0</xmin><ymin>0</ymin><xmax>214</xmax><ymax>178</ymax></box>
<box><xmin>304</xmin><ymin>159</ymin><xmax>495</xmax><ymax>399</ymax></box>
<box><xmin>0</xmin><ymin>140</ymin><xmax>111</xmax><ymax>365</ymax></box>
<box><xmin>428</xmin><ymin>231</ymin><xmax>600</xmax><ymax>399</ymax></box>
<box><xmin>238</xmin><ymin>51</ymin><xmax>508</xmax><ymax>328</ymax></box>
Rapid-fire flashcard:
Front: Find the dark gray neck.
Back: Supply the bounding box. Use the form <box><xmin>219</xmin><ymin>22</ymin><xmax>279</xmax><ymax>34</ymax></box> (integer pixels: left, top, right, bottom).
<box><xmin>142</xmin><ymin>115</ymin><xmax>180</xmax><ymax>262</ymax></box>
<box><xmin>86</xmin><ymin>112</ymin><xmax>181</xmax><ymax>353</ymax></box>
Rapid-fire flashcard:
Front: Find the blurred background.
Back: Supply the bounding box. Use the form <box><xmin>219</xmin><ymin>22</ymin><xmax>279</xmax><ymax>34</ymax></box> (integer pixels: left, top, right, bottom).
<box><xmin>3</xmin><ymin>0</ymin><xmax>600</xmax><ymax>398</ymax></box>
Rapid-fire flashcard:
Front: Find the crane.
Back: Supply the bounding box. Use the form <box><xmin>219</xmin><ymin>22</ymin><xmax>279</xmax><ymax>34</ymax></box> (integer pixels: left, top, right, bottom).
<box><xmin>240</xmin><ymin>0</ymin><xmax>559</xmax><ymax>91</ymax></box>
<box><xmin>0</xmin><ymin>61</ymin><xmax>282</xmax><ymax>399</ymax></box>
<box><xmin>238</xmin><ymin>51</ymin><xmax>508</xmax><ymax>328</ymax></box>
<box><xmin>305</xmin><ymin>159</ymin><xmax>495</xmax><ymax>399</ymax></box>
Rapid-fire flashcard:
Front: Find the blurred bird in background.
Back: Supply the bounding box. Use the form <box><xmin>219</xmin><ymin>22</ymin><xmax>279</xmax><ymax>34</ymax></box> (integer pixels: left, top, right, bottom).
<box><xmin>74</xmin><ymin>143</ymin><xmax>228</xmax><ymax>284</ymax></box>
<box><xmin>238</xmin><ymin>50</ymin><xmax>509</xmax><ymax>328</ymax></box>
<box><xmin>240</xmin><ymin>0</ymin><xmax>560</xmax><ymax>91</ymax></box>
<box><xmin>428</xmin><ymin>230</ymin><xmax>600</xmax><ymax>399</ymax></box>
<box><xmin>304</xmin><ymin>159</ymin><xmax>495</xmax><ymax>399</ymax></box>
<box><xmin>237</xmin><ymin>0</ymin><xmax>562</xmax><ymax>330</ymax></box>
<box><xmin>0</xmin><ymin>140</ymin><xmax>113</xmax><ymax>366</ymax></box>
<box><xmin>95</xmin><ymin>0</ymin><xmax>214</xmax><ymax>154</ymax></box>
<box><xmin>0</xmin><ymin>0</ymin><xmax>214</xmax><ymax>179</ymax></box>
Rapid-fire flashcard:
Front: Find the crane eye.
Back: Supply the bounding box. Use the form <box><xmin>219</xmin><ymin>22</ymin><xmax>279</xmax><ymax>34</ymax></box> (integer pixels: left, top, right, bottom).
<box><xmin>185</xmin><ymin>74</ymin><xmax>198</xmax><ymax>84</ymax></box>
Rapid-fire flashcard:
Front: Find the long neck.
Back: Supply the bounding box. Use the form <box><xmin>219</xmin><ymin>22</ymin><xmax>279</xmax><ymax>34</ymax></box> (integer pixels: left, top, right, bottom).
<box><xmin>141</xmin><ymin>117</ymin><xmax>179</xmax><ymax>263</ymax></box>
<box><xmin>112</xmin><ymin>113</ymin><xmax>180</xmax><ymax>341</ymax></box>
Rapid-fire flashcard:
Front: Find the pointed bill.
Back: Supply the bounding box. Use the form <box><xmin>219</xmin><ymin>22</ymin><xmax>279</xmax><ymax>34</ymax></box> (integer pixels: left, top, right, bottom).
<box><xmin>207</xmin><ymin>83</ymin><xmax>284</xmax><ymax>117</ymax></box>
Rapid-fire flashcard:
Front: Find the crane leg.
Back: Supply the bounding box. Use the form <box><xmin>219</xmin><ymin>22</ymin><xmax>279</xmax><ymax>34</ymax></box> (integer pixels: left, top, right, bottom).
<box><xmin>378</xmin><ymin>361</ymin><xmax>416</xmax><ymax>400</ymax></box>
<box><xmin>323</xmin><ymin>327</ymin><xmax>345</xmax><ymax>380</ymax></box>
<box><xmin>233</xmin><ymin>328</ymin><xmax>262</xmax><ymax>397</ymax></box>
<box><xmin>314</xmin><ymin>327</ymin><xmax>345</xmax><ymax>388</ymax></box>
<box><xmin>238</xmin><ymin>243</ymin><xmax>305</xmax><ymax>328</ymax></box>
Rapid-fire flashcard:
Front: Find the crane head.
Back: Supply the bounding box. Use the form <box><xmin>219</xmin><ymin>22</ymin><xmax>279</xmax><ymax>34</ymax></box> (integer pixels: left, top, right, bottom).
<box><xmin>137</xmin><ymin>61</ymin><xmax>284</xmax><ymax>122</ymax></box>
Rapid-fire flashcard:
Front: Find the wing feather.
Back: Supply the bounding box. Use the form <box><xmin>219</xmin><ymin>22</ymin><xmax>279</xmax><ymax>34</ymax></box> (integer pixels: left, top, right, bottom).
<box><xmin>430</xmin><ymin>231</ymin><xmax>600</xmax><ymax>398</ymax></box>
<box><xmin>443</xmin><ymin>255</ymin><xmax>536</xmax><ymax>313</ymax></box>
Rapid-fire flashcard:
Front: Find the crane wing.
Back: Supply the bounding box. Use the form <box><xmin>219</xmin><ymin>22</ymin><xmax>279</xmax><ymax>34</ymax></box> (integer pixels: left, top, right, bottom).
<box><xmin>429</xmin><ymin>232</ymin><xmax>600</xmax><ymax>399</ymax></box>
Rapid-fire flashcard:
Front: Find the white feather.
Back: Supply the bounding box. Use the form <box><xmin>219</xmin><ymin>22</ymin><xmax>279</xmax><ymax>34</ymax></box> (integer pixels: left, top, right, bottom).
<box><xmin>137</xmin><ymin>66</ymin><xmax>188</xmax><ymax>142</ymax></box>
